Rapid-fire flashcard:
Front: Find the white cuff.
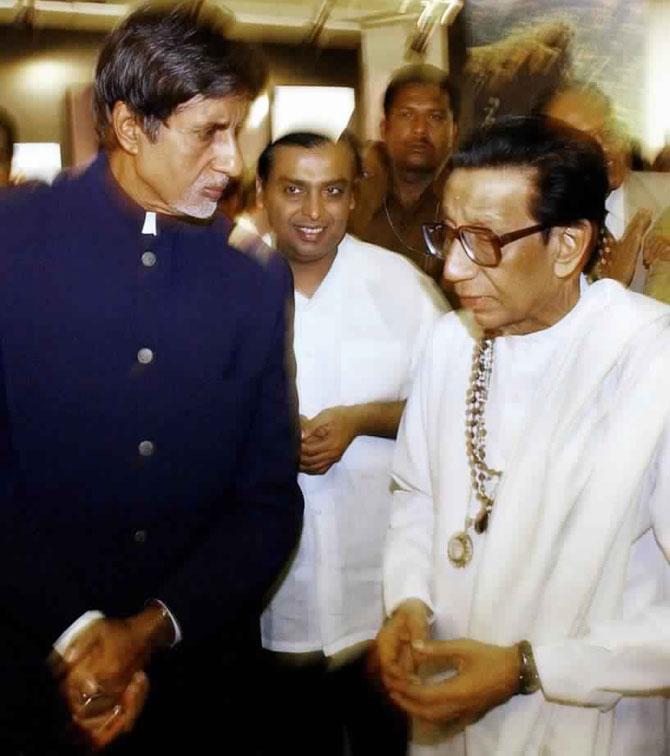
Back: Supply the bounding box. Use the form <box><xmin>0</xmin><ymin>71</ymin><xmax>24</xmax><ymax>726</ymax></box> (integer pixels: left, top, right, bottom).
<box><xmin>53</xmin><ymin>610</ymin><xmax>105</xmax><ymax>657</ymax></box>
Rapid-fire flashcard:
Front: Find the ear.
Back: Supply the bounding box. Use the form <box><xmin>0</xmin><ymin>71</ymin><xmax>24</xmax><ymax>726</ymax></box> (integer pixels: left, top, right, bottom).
<box><xmin>551</xmin><ymin>220</ymin><xmax>595</xmax><ymax>279</ymax></box>
<box><xmin>110</xmin><ymin>101</ymin><xmax>144</xmax><ymax>155</ymax></box>
<box><xmin>380</xmin><ymin>116</ymin><xmax>387</xmax><ymax>141</ymax></box>
<box><xmin>255</xmin><ymin>176</ymin><xmax>265</xmax><ymax>209</ymax></box>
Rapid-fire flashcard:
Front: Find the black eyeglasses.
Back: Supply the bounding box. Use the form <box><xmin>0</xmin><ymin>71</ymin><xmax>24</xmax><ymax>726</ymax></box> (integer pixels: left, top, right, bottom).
<box><xmin>421</xmin><ymin>222</ymin><xmax>549</xmax><ymax>268</ymax></box>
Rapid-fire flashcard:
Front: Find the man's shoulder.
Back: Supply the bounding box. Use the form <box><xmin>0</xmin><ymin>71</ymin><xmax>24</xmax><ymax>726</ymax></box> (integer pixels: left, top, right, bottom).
<box><xmin>0</xmin><ymin>162</ymin><xmax>102</xmax><ymax>232</ymax></box>
<box><xmin>341</xmin><ymin>234</ymin><xmax>448</xmax><ymax>310</ymax></box>
<box><xmin>0</xmin><ymin>180</ymin><xmax>67</xmax><ymax>259</ymax></box>
<box><xmin>342</xmin><ymin>234</ymin><xmax>429</xmax><ymax>280</ymax></box>
<box><xmin>590</xmin><ymin>278</ymin><xmax>670</xmax><ymax>325</ymax></box>
<box><xmin>0</xmin><ymin>179</ymin><xmax>55</xmax><ymax>219</ymax></box>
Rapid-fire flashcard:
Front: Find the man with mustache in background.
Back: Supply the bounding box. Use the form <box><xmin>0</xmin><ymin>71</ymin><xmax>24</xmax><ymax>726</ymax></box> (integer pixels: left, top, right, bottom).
<box><xmin>351</xmin><ymin>65</ymin><xmax>459</xmax><ymax>286</ymax></box>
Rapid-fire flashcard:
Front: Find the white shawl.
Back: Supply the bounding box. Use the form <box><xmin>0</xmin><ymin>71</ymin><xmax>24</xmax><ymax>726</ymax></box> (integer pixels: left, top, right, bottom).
<box><xmin>467</xmin><ymin>280</ymin><xmax>670</xmax><ymax>751</ymax></box>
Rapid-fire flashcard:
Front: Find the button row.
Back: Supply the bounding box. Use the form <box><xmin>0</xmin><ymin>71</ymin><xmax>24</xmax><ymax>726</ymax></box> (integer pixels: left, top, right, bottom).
<box><xmin>138</xmin><ymin>250</ymin><xmax>155</xmax><ymax>463</ymax></box>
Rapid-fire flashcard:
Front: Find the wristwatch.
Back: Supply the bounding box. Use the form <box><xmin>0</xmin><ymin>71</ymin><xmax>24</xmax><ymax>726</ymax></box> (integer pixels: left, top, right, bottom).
<box><xmin>516</xmin><ymin>640</ymin><xmax>541</xmax><ymax>695</ymax></box>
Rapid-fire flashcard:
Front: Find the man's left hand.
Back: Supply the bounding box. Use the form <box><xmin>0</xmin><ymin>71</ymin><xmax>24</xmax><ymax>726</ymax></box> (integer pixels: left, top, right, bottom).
<box><xmin>300</xmin><ymin>406</ymin><xmax>360</xmax><ymax>475</ymax></box>
<box><xmin>57</xmin><ymin>605</ymin><xmax>174</xmax><ymax>744</ymax></box>
<box><xmin>60</xmin><ymin>617</ymin><xmax>150</xmax><ymax>720</ymax></box>
<box><xmin>73</xmin><ymin>670</ymin><xmax>149</xmax><ymax>751</ymax></box>
<box><xmin>384</xmin><ymin>639</ymin><xmax>521</xmax><ymax>725</ymax></box>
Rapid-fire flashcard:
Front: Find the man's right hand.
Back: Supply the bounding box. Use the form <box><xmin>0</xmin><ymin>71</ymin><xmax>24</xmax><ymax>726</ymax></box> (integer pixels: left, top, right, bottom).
<box><xmin>377</xmin><ymin>599</ymin><xmax>430</xmax><ymax>690</ymax></box>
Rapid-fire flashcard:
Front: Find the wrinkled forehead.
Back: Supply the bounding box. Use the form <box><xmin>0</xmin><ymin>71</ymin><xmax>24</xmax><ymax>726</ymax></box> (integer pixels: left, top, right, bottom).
<box><xmin>443</xmin><ymin>166</ymin><xmax>537</xmax><ymax>222</ymax></box>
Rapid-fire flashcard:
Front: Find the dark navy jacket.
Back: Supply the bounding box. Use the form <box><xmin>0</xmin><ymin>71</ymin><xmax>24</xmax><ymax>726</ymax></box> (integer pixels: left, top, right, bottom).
<box><xmin>0</xmin><ymin>154</ymin><xmax>302</xmax><ymax>655</ymax></box>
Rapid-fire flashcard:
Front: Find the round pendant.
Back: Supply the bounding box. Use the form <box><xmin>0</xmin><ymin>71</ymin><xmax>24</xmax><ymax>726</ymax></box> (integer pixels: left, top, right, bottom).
<box><xmin>447</xmin><ymin>531</ymin><xmax>473</xmax><ymax>568</ymax></box>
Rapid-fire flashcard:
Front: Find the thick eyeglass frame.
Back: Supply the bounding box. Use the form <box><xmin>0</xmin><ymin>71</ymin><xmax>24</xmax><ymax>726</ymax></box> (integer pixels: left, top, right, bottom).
<box><xmin>421</xmin><ymin>221</ymin><xmax>549</xmax><ymax>268</ymax></box>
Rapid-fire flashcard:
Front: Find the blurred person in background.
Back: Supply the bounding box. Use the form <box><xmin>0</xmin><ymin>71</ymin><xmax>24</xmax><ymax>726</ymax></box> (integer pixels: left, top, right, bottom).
<box><xmin>378</xmin><ymin>115</ymin><xmax>670</xmax><ymax>756</ymax></box>
<box><xmin>257</xmin><ymin>131</ymin><xmax>446</xmax><ymax>756</ymax></box>
<box><xmin>0</xmin><ymin>106</ymin><xmax>17</xmax><ymax>187</ymax></box>
<box><xmin>643</xmin><ymin>208</ymin><xmax>670</xmax><ymax>304</ymax></box>
<box><xmin>652</xmin><ymin>139</ymin><xmax>670</xmax><ymax>172</ymax></box>
<box><xmin>0</xmin><ymin>4</ymin><xmax>301</xmax><ymax>753</ymax></box>
<box><xmin>349</xmin><ymin>139</ymin><xmax>389</xmax><ymax>240</ymax></box>
<box><xmin>540</xmin><ymin>82</ymin><xmax>654</xmax><ymax>287</ymax></box>
<box><xmin>352</xmin><ymin>64</ymin><xmax>459</xmax><ymax>285</ymax></box>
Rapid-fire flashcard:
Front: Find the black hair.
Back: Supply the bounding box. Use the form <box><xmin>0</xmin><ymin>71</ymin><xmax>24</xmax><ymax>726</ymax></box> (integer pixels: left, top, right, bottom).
<box><xmin>451</xmin><ymin>115</ymin><xmax>608</xmax><ymax>244</ymax></box>
<box><xmin>0</xmin><ymin>107</ymin><xmax>17</xmax><ymax>162</ymax></box>
<box><xmin>256</xmin><ymin>131</ymin><xmax>361</xmax><ymax>184</ymax></box>
<box><xmin>94</xmin><ymin>2</ymin><xmax>267</xmax><ymax>145</ymax></box>
<box><xmin>383</xmin><ymin>64</ymin><xmax>460</xmax><ymax>122</ymax></box>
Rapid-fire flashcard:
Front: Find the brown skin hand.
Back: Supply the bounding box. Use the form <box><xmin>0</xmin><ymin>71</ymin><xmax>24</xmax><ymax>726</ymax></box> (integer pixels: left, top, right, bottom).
<box><xmin>384</xmin><ymin>638</ymin><xmax>521</xmax><ymax>726</ymax></box>
<box><xmin>56</xmin><ymin>604</ymin><xmax>174</xmax><ymax>747</ymax></box>
<box><xmin>300</xmin><ymin>402</ymin><xmax>404</xmax><ymax>475</ymax></box>
<box><xmin>598</xmin><ymin>209</ymin><xmax>653</xmax><ymax>286</ymax></box>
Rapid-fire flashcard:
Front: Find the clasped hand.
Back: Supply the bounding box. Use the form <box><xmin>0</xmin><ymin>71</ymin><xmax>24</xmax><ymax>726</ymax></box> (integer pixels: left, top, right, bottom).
<box><xmin>377</xmin><ymin>601</ymin><xmax>521</xmax><ymax>726</ymax></box>
<box><xmin>300</xmin><ymin>406</ymin><xmax>359</xmax><ymax>475</ymax></box>
<box><xmin>52</xmin><ymin>616</ymin><xmax>152</xmax><ymax>750</ymax></box>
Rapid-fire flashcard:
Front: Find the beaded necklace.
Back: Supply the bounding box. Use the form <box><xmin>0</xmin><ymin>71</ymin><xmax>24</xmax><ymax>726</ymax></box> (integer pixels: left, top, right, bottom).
<box><xmin>447</xmin><ymin>336</ymin><xmax>502</xmax><ymax>568</ymax></box>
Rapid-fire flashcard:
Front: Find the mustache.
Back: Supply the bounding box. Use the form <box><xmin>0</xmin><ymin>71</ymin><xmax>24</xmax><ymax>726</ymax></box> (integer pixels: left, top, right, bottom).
<box><xmin>407</xmin><ymin>139</ymin><xmax>433</xmax><ymax>148</ymax></box>
<box><xmin>198</xmin><ymin>176</ymin><xmax>231</xmax><ymax>192</ymax></box>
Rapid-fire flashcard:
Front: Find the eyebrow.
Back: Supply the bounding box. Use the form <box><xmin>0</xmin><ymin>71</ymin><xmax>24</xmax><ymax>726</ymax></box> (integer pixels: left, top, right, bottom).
<box><xmin>393</xmin><ymin>105</ymin><xmax>447</xmax><ymax>113</ymax></box>
<box><xmin>190</xmin><ymin>121</ymin><xmax>231</xmax><ymax>131</ymax></box>
<box><xmin>276</xmin><ymin>176</ymin><xmax>351</xmax><ymax>185</ymax></box>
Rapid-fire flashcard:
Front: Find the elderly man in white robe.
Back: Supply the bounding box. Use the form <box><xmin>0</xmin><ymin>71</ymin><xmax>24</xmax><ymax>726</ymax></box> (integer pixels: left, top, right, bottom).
<box><xmin>379</xmin><ymin>115</ymin><xmax>670</xmax><ymax>755</ymax></box>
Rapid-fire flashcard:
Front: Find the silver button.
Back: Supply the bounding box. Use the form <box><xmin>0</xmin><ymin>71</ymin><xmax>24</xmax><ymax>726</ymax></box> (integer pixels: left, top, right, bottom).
<box><xmin>133</xmin><ymin>529</ymin><xmax>147</xmax><ymax>544</ymax></box>
<box><xmin>141</xmin><ymin>251</ymin><xmax>157</xmax><ymax>268</ymax></box>
<box><xmin>138</xmin><ymin>440</ymin><xmax>155</xmax><ymax>457</ymax></box>
<box><xmin>137</xmin><ymin>347</ymin><xmax>154</xmax><ymax>365</ymax></box>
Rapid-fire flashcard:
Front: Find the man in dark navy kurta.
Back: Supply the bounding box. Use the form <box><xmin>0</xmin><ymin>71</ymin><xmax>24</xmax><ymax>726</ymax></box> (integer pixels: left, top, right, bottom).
<box><xmin>0</xmin><ymin>5</ymin><xmax>301</xmax><ymax>753</ymax></box>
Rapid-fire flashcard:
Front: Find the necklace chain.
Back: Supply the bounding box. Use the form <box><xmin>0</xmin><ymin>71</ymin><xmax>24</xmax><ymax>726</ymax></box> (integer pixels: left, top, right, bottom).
<box><xmin>446</xmin><ymin>336</ymin><xmax>502</xmax><ymax>567</ymax></box>
<box><xmin>465</xmin><ymin>337</ymin><xmax>502</xmax><ymax>533</ymax></box>
<box><xmin>383</xmin><ymin>195</ymin><xmax>436</xmax><ymax>256</ymax></box>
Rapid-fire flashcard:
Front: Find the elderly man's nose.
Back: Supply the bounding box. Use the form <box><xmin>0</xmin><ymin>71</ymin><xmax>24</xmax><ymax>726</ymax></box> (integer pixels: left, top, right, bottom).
<box><xmin>442</xmin><ymin>237</ymin><xmax>477</xmax><ymax>283</ymax></box>
<box><xmin>212</xmin><ymin>132</ymin><xmax>243</xmax><ymax>179</ymax></box>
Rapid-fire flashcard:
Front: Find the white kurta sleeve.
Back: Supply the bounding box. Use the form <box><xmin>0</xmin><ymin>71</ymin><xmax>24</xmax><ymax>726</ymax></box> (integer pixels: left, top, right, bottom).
<box><xmin>383</xmin><ymin>326</ymin><xmax>437</xmax><ymax>616</ymax></box>
<box><xmin>534</xmin><ymin>422</ymin><xmax>670</xmax><ymax>709</ymax></box>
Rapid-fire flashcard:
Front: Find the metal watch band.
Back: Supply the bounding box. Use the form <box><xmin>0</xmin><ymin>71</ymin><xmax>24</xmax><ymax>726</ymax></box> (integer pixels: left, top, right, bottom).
<box><xmin>516</xmin><ymin>640</ymin><xmax>541</xmax><ymax>695</ymax></box>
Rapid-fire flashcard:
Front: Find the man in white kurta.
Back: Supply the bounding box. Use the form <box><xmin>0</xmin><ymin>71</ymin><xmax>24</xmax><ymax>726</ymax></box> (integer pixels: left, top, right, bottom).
<box><xmin>255</xmin><ymin>131</ymin><xmax>446</xmax><ymax>755</ymax></box>
<box><xmin>380</xmin><ymin>116</ymin><xmax>670</xmax><ymax>755</ymax></box>
<box><xmin>261</xmin><ymin>232</ymin><xmax>444</xmax><ymax>656</ymax></box>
